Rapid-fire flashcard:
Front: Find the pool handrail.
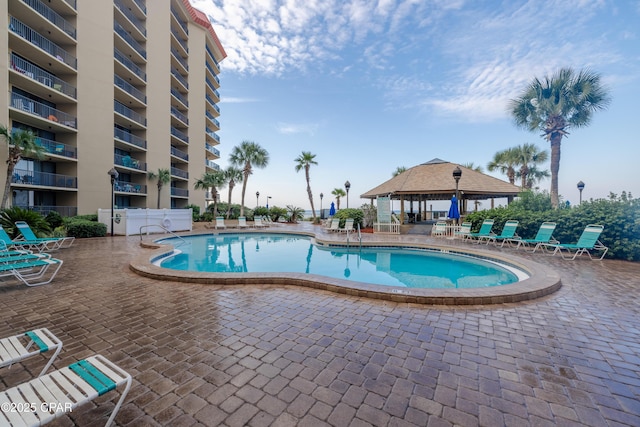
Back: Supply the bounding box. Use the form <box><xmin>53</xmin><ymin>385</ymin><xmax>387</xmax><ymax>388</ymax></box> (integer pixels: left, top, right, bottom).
<box><xmin>139</xmin><ymin>224</ymin><xmax>188</xmax><ymax>247</ymax></box>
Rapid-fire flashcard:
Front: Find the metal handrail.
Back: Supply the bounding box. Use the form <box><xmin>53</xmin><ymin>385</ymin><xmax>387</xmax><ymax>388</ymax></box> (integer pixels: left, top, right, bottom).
<box><xmin>139</xmin><ymin>224</ymin><xmax>188</xmax><ymax>247</ymax></box>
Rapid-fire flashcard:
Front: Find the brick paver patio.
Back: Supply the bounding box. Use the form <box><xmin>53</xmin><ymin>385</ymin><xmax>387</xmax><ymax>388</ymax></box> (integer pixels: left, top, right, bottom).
<box><xmin>1</xmin><ymin>226</ymin><xmax>639</xmax><ymax>426</ymax></box>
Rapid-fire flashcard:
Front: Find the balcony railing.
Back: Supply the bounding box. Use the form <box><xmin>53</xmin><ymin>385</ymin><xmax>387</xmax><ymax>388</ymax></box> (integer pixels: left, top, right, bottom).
<box><xmin>170</xmin><ymin>126</ymin><xmax>189</xmax><ymax>143</ymax></box>
<box><xmin>15</xmin><ymin>205</ymin><xmax>77</xmax><ymax>217</ymax></box>
<box><xmin>205</xmin><ymin>159</ymin><xmax>220</xmax><ymax>171</ymax></box>
<box><xmin>171</xmin><ymin>187</ymin><xmax>189</xmax><ymax>197</ymax></box>
<box><xmin>206</xmin><ymin>128</ymin><xmax>220</xmax><ymax>143</ymax></box>
<box><xmin>114</xmin><ymin>126</ymin><xmax>146</xmax><ymax>149</ymax></box>
<box><xmin>170</xmin><ymin>7</ymin><xmax>189</xmax><ymax>35</ymax></box>
<box><xmin>206</xmin><ymin>79</ymin><xmax>220</xmax><ymax>99</ymax></box>
<box><xmin>171</xmin><ymin>167</ymin><xmax>188</xmax><ymax>179</ymax></box>
<box><xmin>170</xmin><ymin>106</ymin><xmax>188</xmax><ymax>125</ymax></box>
<box><xmin>171</xmin><ymin>70</ymin><xmax>188</xmax><ymax>89</ymax></box>
<box><xmin>171</xmin><ymin>30</ymin><xmax>188</xmax><ymax>53</ymax></box>
<box><xmin>206</xmin><ymin>45</ymin><xmax>220</xmax><ymax>69</ymax></box>
<box><xmin>114</xmin><ymin>153</ymin><xmax>146</xmax><ymax>171</ymax></box>
<box><xmin>10</xmin><ymin>53</ymin><xmax>77</xmax><ymax>98</ymax></box>
<box><xmin>205</xmin><ymin>62</ymin><xmax>220</xmax><ymax>84</ymax></box>
<box><xmin>9</xmin><ymin>17</ymin><xmax>77</xmax><ymax>69</ymax></box>
<box><xmin>12</xmin><ymin>168</ymin><xmax>77</xmax><ymax>189</ymax></box>
<box><xmin>62</xmin><ymin>0</ymin><xmax>76</xmax><ymax>10</ymax></box>
<box><xmin>206</xmin><ymin>111</ymin><xmax>220</xmax><ymax>128</ymax></box>
<box><xmin>114</xmin><ymin>48</ymin><xmax>146</xmax><ymax>81</ymax></box>
<box><xmin>114</xmin><ymin>100</ymin><xmax>146</xmax><ymax>126</ymax></box>
<box><xmin>131</xmin><ymin>0</ymin><xmax>146</xmax><ymax>14</ymax></box>
<box><xmin>10</xmin><ymin>92</ymin><xmax>77</xmax><ymax>128</ymax></box>
<box><xmin>114</xmin><ymin>0</ymin><xmax>146</xmax><ymax>36</ymax></box>
<box><xmin>205</xmin><ymin>143</ymin><xmax>220</xmax><ymax>157</ymax></box>
<box><xmin>115</xmin><ymin>181</ymin><xmax>146</xmax><ymax>193</ymax></box>
<box><xmin>114</xmin><ymin>74</ymin><xmax>146</xmax><ymax>103</ymax></box>
<box><xmin>171</xmin><ymin>146</ymin><xmax>188</xmax><ymax>161</ymax></box>
<box><xmin>206</xmin><ymin>95</ymin><xmax>220</xmax><ymax>113</ymax></box>
<box><xmin>34</xmin><ymin>136</ymin><xmax>77</xmax><ymax>159</ymax></box>
<box><xmin>171</xmin><ymin>88</ymin><xmax>188</xmax><ymax>107</ymax></box>
<box><xmin>171</xmin><ymin>47</ymin><xmax>189</xmax><ymax>71</ymax></box>
<box><xmin>22</xmin><ymin>0</ymin><xmax>76</xmax><ymax>38</ymax></box>
<box><xmin>114</xmin><ymin>21</ymin><xmax>146</xmax><ymax>59</ymax></box>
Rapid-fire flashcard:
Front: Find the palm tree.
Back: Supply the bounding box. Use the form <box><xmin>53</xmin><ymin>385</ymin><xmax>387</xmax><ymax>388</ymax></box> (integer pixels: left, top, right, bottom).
<box><xmin>520</xmin><ymin>164</ymin><xmax>550</xmax><ymax>189</ymax></box>
<box><xmin>194</xmin><ymin>171</ymin><xmax>226</xmax><ymax>216</ymax></box>
<box><xmin>223</xmin><ymin>166</ymin><xmax>243</xmax><ymax>218</ymax></box>
<box><xmin>462</xmin><ymin>162</ymin><xmax>484</xmax><ymax>173</ymax></box>
<box><xmin>294</xmin><ymin>151</ymin><xmax>318</xmax><ymax>220</ymax></box>
<box><xmin>332</xmin><ymin>188</ymin><xmax>346</xmax><ymax>210</ymax></box>
<box><xmin>510</xmin><ymin>68</ymin><xmax>610</xmax><ymax>207</ymax></box>
<box><xmin>147</xmin><ymin>168</ymin><xmax>171</xmax><ymax>209</ymax></box>
<box><xmin>0</xmin><ymin>125</ymin><xmax>46</xmax><ymax>209</ymax></box>
<box><xmin>392</xmin><ymin>166</ymin><xmax>407</xmax><ymax>177</ymax></box>
<box><xmin>229</xmin><ymin>141</ymin><xmax>270</xmax><ymax>216</ymax></box>
<box><xmin>511</xmin><ymin>143</ymin><xmax>549</xmax><ymax>189</ymax></box>
<box><xmin>487</xmin><ymin>148</ymin><xmax>518</xmax><ymax>184</ymax></box>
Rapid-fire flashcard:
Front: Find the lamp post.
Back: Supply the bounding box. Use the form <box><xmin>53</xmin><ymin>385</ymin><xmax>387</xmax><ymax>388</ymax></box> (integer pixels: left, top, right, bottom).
<box><xmin>320</xmin><ymin>193</ymin><xmax>324</xmax><ymax>219</ymax></box>
<box><xmin>266</xmin><ymin>196</ymin><xmax>271</xmax><ymax>209</ymax></box>
<box><xmin>256</xmin><ymin>191</ymin><xmax>260</xmax><ymax>208</ymax></box>
<box><xmin>577</xmin><ymin>181</ymin><xmax>585</xmax><ymax>204</ymax></box>
<box><xmin>452</xmin><ymin>166</ymin><xmax>462</xmax><ymax>225</ymax></box>
<box><xmin>107</xmin><ymin>168</ymin><xmax>119</xmax><ymax>237</ymax></box>
<box><xmin>344</xmin><ymin>180</ymin><xmax>351</xmax><ymax>209</ymax></box>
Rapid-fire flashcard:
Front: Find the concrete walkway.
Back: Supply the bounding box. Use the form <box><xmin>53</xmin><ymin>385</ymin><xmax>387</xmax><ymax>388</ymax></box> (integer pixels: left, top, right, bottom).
<box><xmin>1</xmin><ymin>224</ymin><xmax>639</xmax><ymax>426</ymax></box>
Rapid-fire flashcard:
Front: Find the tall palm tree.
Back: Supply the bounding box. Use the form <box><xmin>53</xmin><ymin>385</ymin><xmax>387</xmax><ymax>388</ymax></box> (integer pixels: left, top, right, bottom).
<box><xmin>511</xmin><ymin>143</ymin><xmax>549</xmax><ymax>189</ymax></box>
<box><xmin>392</xmin><ymin>166</ymin><xmax>407</xmax><ymax>177</ymax></box>
<box><xmin>223</xmin><ymin>166</ymin><xmax>243</xmax><ymax>218</ymax></box>
<box><xmin>462</xmin><ymin>162</ymin><xmax>484</xmax><ymax>173</ymax></box>
<box><xmin>487</xmin><ymin>148</ymin><xmax>518</xmax><ymax>184</ymax></box>
<box><xmin>0</xmin><ymin>126</ymin><xmax>46</xmax><ymax>209</ymax></box>
<box><xmin>229</xmin><ymin>141</ymin><xmax>269</xmax><ymax>217</ymax></box>
<box><xmin>520</xmin><ymin>164</ymin><xmax>550</xmax><ymax>189</ymax></box>
<box><xmin>194</xmin><ymin>171</ymin><xmax>226</xmax><ymax>216</ymax></box>
<box><xmin>331</xmin><ymin>188</ymin><xmax>346</xmax><ymax>210</ymax></box>
<box><xmin>510</xmin><ymin>68</ymin><xmax>610</xmax><ymax>207</ymax></box>
<box><xmin>294</xmin><ymin>151</ymin><xmax>318</xmax><ymax>220</ymax></box>
<box><xmin>147</xmin><ymin>168</ymin><xmax>171</xmax><ymax>209</ymax></box>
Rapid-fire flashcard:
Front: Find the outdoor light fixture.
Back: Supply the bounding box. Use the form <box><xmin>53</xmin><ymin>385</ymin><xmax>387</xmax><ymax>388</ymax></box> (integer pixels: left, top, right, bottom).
<box><xmin>577</xmin><ymin>181</ymin><xmax>585</xmax><ymax>204</ymax></box>
<box><xmin>320</xmin><ymin>193</ymin><xmax>324</xmax><ymax>218</ymax></box>
<box><xmin>256</xmin><ymin>191</ymin><xmax>260</xmax><ymax>207</ymax></box>
<box><xmin>266</xmin><ymin>196</ymin><xmax>272</xmax><ymax>209</ymax></box>
<box><xmin>344</xmin><ymin>181</ymin><xmax>351</xmax><ymax>209</ymax></box>
<box><xmin>452</xmin><ymin>167</ymin><xmax>462</xmax><ymax>224</ymax></box>
<box><xmin>107</xmin><ymin>168</ymin><xmax>119</xmax><ymax>237</ymax></box>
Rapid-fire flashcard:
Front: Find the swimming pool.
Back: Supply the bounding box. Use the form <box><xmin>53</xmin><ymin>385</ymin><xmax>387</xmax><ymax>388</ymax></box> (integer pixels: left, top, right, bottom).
<box><xmin>157</xmin><ymin>233</ymin><xmax>524</xmax><ymax>289</ymax></box>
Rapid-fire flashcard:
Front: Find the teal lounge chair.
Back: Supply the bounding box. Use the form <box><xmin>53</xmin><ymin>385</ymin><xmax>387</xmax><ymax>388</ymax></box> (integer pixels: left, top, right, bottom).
<box><xmin>535</xmin><ymin>224</ymin><xmax>609</xmax><ymax>260</ymax></box>
<box><xmin>464</xmin><ymin>219</ymin><xmax>495</xmax><ymax>242</ymax></box>
<box><xmin>479</xmin><ymin>220</ymin><xmax>519</xmax><ymax>246</ymax></box>
<box><xmin>504</xmin><ymin>222</ymin><xmax>557</xmax><ymax>250</ymax></box>
<box><xmin>15</xmin><ymin>221</ymin><xmax>75</xmax><ymax>250</ymax></box>
<box><xmin>0</xmin><ymin>257</ymin><xmax>63</xmax><ymax>286</ymax></box>
<box><xmin>0</xmin><ymin>225</ymin><xmax>50</xmax><ymax>253</ymax></box>
<box><xmin>0</xmin><ymin>328</ymin><xmax>63</xmax><ymax>377</ymax></box>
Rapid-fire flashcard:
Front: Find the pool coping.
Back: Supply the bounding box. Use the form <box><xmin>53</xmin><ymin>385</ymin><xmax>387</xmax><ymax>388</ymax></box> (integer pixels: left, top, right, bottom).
<box><xmin>129</xmin><ymin>230</ymin><xmax>562</xmax><ymax>305</ymax></box>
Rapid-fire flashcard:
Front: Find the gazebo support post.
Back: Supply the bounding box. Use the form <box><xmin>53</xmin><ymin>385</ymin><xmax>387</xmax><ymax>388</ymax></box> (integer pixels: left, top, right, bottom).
<box><xmin>400</xmin><ymin>195</ymin><xmax>405</xmax><ymax>224</ymax></box>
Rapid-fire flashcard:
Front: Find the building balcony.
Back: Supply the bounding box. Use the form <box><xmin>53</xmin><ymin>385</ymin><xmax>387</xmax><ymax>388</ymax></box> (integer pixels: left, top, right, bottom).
<box><xmin>205</xmin><ymin>159</ymin><xmax>220</xmax><ymax>171</ymax></box>
<box><xmin>171</xmin><ymin>106</ymin><xmax>188</xmax><ymax>126</ymax></box>
<box><xmin>206</xmin><ymin>128</ymin><xmax>220</xmax><ymax>143</ymax></box>
<box><xmin>35</xmin><ymin>136</ymin><xmax>77</xmax><ymax>159</ymax></box>
<box><xmin>171</xmin><ymin>30</ymin><xmax>189</xmax><ymax>55</ymax></box>
<box><xmin>114</xmin><ymin>48</ymin><xmax>146</xmax><ymax>83</ymax></box>
<box><xmin>114</xmin><ymin>20</ymin><xmax>146</xmax><ymax>60</ymax></box>
<box><xmin>205</xmin><ymin>111</ymin><xmax>220</xmax><ymax>130</ymax></box>
<box><xmin>205</xmin><ymin>63</ymin><xmax>220</xmax><ymax>87</ymax></box>
<box><xmin>114</xmin><ymin>100</ymin><xmax>146</xmax><ymax>128</ymax></box>
<box><xmin>206</xmin><ymin>79</ymin><xmax>220</xmax><ymax>101</ymax></box>
<box><xmin>114</xmin><ymin>126</ymin><xmax>147</xmax><ymax>150</ymax></box>
<box><xmin>10</xmin><ymin>53</ymin><xmax>77</xmax><ymax>99</ymax></box>
<box><xmin>114</xmin><ymin>0</ymin><xmax>146</xmax><ymax>37</ymax></box>
<box><xmin>10</xmin><ymin>92</ymin><xmax>77</xmax><ymax>129</ymax></box>
<box><xmin>114</xmin><ymin>74</ymin><xmax>146</xmax><ymax>105</ymax></box>
<box><xmin>114</xmin><ymin>181</ymin><xmax>146</xmax><ymax>194</ymax></box>
<box><xmin>9</xmin><ymin>17</ymin><xmax>77</xmax><ymax>69</ymax></box>
<box><xmin>171</xmin><ymin>88</ymin><xmax>189</xmax><ymax>108</ymax></box>
<box><xmin>170</xmin><ymin>6</ymin><xmax>189</xmax><ymax>36</ymax></box>
<box><xmin>171</xmin><ymin>47</ymin><xmax>189</xmax><ymax>72</ymax></box>
<box><xmin>15</xmin><ymin>205</ymin><xmax>77</xmax><ymax>217</ymax></box>
<box><xmin>171</xmin><ymin>70</ymin><xmax>189</xmax><ymax>90</ymax></box>
<box><xmin>171</xmin><ymin>187</ymin><xmax>189</xmax><ymax>198</ymax></box>
<box><xmin>15</xmin><ymin>0</ymin><xmax>76</xmax><ymax>39</ymax></box>
<box><xmin>131</xmin><ymin>0</ymin><xmax>146</xmax><ymax>15</ymax></box>
<box><xmin>171</xmin><ymin>167</ymin><xmax>188</xmax><ymax>180</ymax></box>
<box><xmin>114</xmin><ymin>153</ymin><xmax>146</xmax><ymax>172</ymax></box>
<box><xmin>11</xmin><ymin>168</ymin><xmax>77</xmax><ymax>189</ymax></box>
<box><xmin>205</xmin><ymin>143</ymin><xmax>220</xmax><ymax>157</ymax></box>
<box><xmin>170</xmin><ymin>146</ymin><xmax>189</xmax><ymax>162</ymax></box>
<box><xmin>206</xmin><ymin>95</ymin><xmax>220</xmax><ymax>114</ymax></box>
<box><xmin>170</xmin><ymin>127</ymin><xmax>189</xmax><ymax>144</ymax></box>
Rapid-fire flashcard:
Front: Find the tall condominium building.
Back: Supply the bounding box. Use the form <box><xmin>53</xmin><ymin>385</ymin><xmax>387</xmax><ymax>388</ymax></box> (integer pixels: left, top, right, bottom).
<box><xmin>1</xmin><ymin>0</ymin><xmax>226</xmax><ymax>216</ymax></box>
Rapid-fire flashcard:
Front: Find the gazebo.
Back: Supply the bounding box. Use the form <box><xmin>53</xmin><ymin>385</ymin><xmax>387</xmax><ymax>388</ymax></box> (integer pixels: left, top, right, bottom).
<box><xmin>360</xmin><ymin>158</ymin><xmax>522</xmax><ymax>224</ymax></box>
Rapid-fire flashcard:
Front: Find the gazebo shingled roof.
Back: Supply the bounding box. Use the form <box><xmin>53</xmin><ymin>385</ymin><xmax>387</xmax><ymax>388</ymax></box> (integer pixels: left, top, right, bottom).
<box><xmin>360</xmin><ymin>158</ymin><xmax>521</xmax><ymax>201</ymax></box>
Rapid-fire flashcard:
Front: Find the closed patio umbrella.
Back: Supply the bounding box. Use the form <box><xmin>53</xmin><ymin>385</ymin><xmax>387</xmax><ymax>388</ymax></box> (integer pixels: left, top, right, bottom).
<box><xmin>448</xmin><ymin>196</ymin><xmax>460</xmax><ymax>222</ymax></box>
<box><xmin>329</xmin><ymin>202</ymin><xmax>336</xmax><ymax>216</ymax></box>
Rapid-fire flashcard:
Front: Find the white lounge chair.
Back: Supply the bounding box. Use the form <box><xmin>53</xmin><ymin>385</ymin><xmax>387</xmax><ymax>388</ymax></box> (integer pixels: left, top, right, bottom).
<box><xmin>0</xmin><ymin>328</ymin><xmax>62</xmax><ymax>377</ymax></box>
<box><xmin>431</xmin><ymin>221</ymin><xmax>447</xmax><ymax>237</ymax></box>
<box><xmin>215</xmin><ymin>217</ymin><xmax>226</xmax><ymax>229</ymax></box>
<box><xmin>0</xmin><ymin>354</ymin><xmax>131</xmax><ymax>427</ymax></box>
<box><xmin>339</xmin><ymin>218</ymin><xmax>355</xmax><ymax>233</ymax></box>
<box><xmin>254</xmin><ymin>216</ymin><xmax>268</xmax><ymax>228</ymax></box>
<box><xmin>237</xmin><ymin>217</ymin><xmax>248</xmax><ymax>229</ymax></box>
<box><xmin>324</xmin><ymin>218</ymin><xmax>340</xmax><ymax>232</ymax></box>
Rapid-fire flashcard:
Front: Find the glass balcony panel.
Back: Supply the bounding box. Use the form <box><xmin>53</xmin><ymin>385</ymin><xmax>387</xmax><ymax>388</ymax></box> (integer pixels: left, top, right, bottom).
<box><xmin>114</xmin><ymin>126</ymin><xmax>147</xmax><ymax>149</ymax></box>
<box><xmin>9</xmin><ymin>17</ymin><xmax>77</xmax><ymax>69</ymax></box>
<box><xmin>114</xmin><ymin>100</ymin><xmax>146</xmax><ymax>126</ymax></box>
<box><xmin>10</xmin><ymin>54</ymin><xmax>76</xmax><ymax>98</ymax></box>
<box><xmin>12</xmin><ymin>168</ymin><xmax>77</xmax><ymax>188</ymax></box>
<box><xmin>114</xmin><ymin>74</ymin><xmax>146</xmax><ymax>103</ymax></box>
<box><xmin>114</xmin><ymin>48</ymin><xmax>146</xmax><ymax>81</ymax></box>
<box><xmin>11</xmin><ymin>92</ymin><xmax>77</xmax><ymax>128</ymax></box>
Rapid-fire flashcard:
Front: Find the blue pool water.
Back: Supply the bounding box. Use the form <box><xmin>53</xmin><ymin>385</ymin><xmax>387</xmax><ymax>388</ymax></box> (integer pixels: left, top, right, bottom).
<box><xmin>158</xmin><ymin>233</ymin><xmax>522</xmax><ymax>289</ymax></box>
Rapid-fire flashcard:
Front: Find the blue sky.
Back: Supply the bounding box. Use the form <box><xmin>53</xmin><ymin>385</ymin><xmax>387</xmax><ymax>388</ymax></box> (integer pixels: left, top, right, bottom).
<box><xmin>190</xmin><ymin>0</ymin><xmax>640</xmax><ymax>212</ymax></box>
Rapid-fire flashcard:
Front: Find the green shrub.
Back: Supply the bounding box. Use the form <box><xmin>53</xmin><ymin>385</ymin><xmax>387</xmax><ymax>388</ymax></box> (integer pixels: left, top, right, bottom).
<box><xmin>334</xmin><ymin>208</ymin><xmax>364</xmax><ymax>229</ymax></box>
<box><xmin>269</xmin><ymin>206</ymin><xmax>287</xmax><ymax>222</ymax></box>
<box><xmin>187</xmin><ymin>204</ymin><xmax>200</xmax><ymax>221</ymax></box>
<box><xmin>66</xmin><ymin>219</ymin><xmax>107</xmax><ymax>238</ymax></box>
<box><xmin>0</xmin><ymin>207</ymin><xmax>51</xmax><ymax>238</ymax></box>
<box><xmin>45</xmin><ymin>211</ymin><xmax>64</xmax><ymax>229</ymax></box>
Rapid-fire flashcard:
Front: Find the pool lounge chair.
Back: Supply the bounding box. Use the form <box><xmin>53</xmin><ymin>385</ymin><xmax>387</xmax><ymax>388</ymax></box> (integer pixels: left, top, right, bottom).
<box><xmin>454</xmin><ymin>222</ymin><xmax>472</xmax><ymax>239</ymax></box>
<box><xmin>463</xmin><ymin>219</ymin><xmax>495</xmax><ymax>242</ymax></box>
<box><xmin>15</xmin><ymin>221</ymin><xmax>75</xmax><ymax>250</ymax></box>
<box><xmin>479</xmin><ymin>220</ymin><xmax>519</xmax><ymax>246</ymax></box>
<box><xmin>0</xmin><ymin>354</ymin><xmax>131</xmax><ymax>427</ymax></box>
<box><xmin>324</xmin><ymin>218</ymin><xmax>340</xmax><ymax>232</ymax></box>
<box><xmin>504</xmin><ymin>222</ymin><xmax>557</xmax><ymax>250</ymax></box>
<box><xmin>0</xmin><ymin>225</ymin><xmax>50</xmax><ymax>253</ymax></box>
<box><xmin>535</xmin><ymin>224</ymin><xmax>609</xmax><ymax>260</ymax></box>
<box><xmin>0</xmin><ymin>328</ymin><xmax>62</xmax><ymax>377</ymax></box>
<box><xmin>0</xmin><ymin>257</ymin><xmax>63</xmax><ymax>286</ymax></box>
<box><xmin>214</xmin><ymin>217</ymin><xmax>226</xmax><ymax>229</ymax></box>
<box><xmin>431</xmin><ymin>221</ymin><xmax>447</xmax><ymax>237</ymax></box>
<box><xmin>339</xmin><ymin>218</ymin><xmax>355</xmax><ymax>233</ymax></box>
<box><xmin>254</xmin><ymin>216</ymin><xmax>268</xmax><ymax>228</ymax></box>
<box><xmin>237</xmin><ymin>217</ymin><xmax>248</xmax><ymax>229</ymax></box>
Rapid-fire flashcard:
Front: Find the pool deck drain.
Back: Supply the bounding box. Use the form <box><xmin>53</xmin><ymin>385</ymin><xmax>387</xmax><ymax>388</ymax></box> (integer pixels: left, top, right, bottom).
<box><xmin>132</xmin><ymin>228</ymin><xmax>561</xmax><ymax>305</ymax></box>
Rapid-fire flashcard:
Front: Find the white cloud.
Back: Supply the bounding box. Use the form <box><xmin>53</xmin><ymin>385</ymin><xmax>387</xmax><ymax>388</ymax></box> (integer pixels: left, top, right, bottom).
<box><xmin>275</xmin><ymin>122</ymin><xmax>320</xmax><ymax>135</ymax></box>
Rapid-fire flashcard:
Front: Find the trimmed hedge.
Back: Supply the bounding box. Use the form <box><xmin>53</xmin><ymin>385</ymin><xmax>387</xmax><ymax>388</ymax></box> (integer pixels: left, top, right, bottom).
<box><xmin>334</xmin><ymin>208</ymin><xmax>364</xmax><ymax>229</ymax></box>
<box><xmin>465</xmin><ymin>192</ymin><xmax>640</xmax><ymax>261</ymax></box>
<box><xmin>65</xmin><ymin>219</ymin><xmax>107</xmax><ymax>238</ymax></box>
